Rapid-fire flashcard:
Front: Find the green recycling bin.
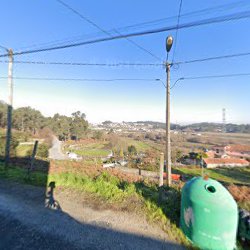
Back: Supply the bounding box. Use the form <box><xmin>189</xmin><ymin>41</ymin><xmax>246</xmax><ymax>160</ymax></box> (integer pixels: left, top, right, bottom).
<box><xmin>180</xmin><ymin>177</ymin><xmax>238</xmax><ymax>250</ymax></box>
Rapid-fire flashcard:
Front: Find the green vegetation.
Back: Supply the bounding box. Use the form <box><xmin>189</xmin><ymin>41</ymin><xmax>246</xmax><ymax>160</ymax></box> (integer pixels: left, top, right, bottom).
<box><xmin>0</xmin><ymin>136</ymin><xmax>19</xmax><ymax>158</ymax></box>
<box><xmin>173</xmin><ymin>166</ymin><xmax>250</xmax><ymax>185</ymax></box>
<box><xmin>36</xmin><ymin>144</ymin><xmax>50</xmax><ymax>158</ymax></box>
<box><xmin>0</xmin><ymin>102</ymin><xmax>88</xmax><ymax>140</ymax></box>
<box><xmin>16</xmin><ymin>143</ymin><xmax>49</xmax><ymax>158</ymax></box>
<box><xmin>128</xmin><ymin>145</ymin><xmax>137</xmax><ymax>155</ymax></box>
<box><xmin>0</xmin><ymin>163</ymin><xmax>47</xmax><ymax>186</ymax></box>
<box><xmin>16</xmin><ymin>144</ymin><xmax>33</xmax><ymax>157</ymax></box>
<box><xmin>126</xmin><ymin>138</ymin><xmax>151</xmax><ymax>152</ymax></box>
<box><xmin>74</xmin><ymin>148</ymin><xmax>109</xmax><ymax>157</ymax></box>
<box><xmin>66</xmin><ymin>142</ymin><xmax>110</xmax><ymax>157</ymax></box>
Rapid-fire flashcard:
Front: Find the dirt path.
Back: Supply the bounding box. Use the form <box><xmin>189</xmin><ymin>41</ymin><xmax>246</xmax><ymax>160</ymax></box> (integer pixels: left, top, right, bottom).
<box><xmin>49</xmin><ymin>136</ymin><xmax>67</xmax><ymax>160</ymax></box>
<box><xmin>0</xmin><ymin>179</ymin><xmax>185</xmax><ymax>250</ymax></box>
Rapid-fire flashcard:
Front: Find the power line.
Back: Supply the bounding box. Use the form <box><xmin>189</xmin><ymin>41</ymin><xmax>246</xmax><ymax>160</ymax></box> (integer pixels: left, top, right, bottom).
<box><xmin>56</xmin><ymin>0</ymin><xmax>110</xmax><ymax>36</ymax></box>
<box><xmin>0</xmin><ymin>76</ymin><xmax>157</xmax><ymax>82</ymax></box>
<box><xmin>15</xmin><ymin>1</ymin><xmax>249</xmax><ymax>52</ymax></box>
<box><xmin>114</xmin><ymin>0</ymin><xmax>250</xmax><ymax>32</ymax></box>
<box><xmin>172</xmin><ymin>0</ymin><xmax>183</xmax><ymax>63</ymax></box>
<box><xmin>0</xmin><ymin>44</ymin><xmax>8</xmax><ymax>52</ymax></box>
<box><xmin>0</xmin><ymin>60</ymin><xmax>163</xmax><ymax>67</ymax></box>
<box><xmin>1</xmin><ymin>72</ymin><xmax>250</xmax><ymax>83</ymax></box>
<box><xmin>2</xmin><ymin>10</ymin><xmax>250</xmax><ymax>58</ymax></box>
<box><xmin>170</xmin><ymin>72</ymin><xmax>250</xmax><ymax>89</ymax></box>
<box><xmin>55</xmin><ymin>0</ymin><xmax>162</xmax><ymax>61</ymax></box>
<box><xmin>1</xmin><ymin>52</ymin><xmax>250</xmax><ymax>69</ymax></box>
<box><xmin>184</xmin><ymin>72</ymin><xmax>250</xmax><ymax>80</ymax></box>
<box><xmin>174</xmin><ymin>51</ymin><xmax>250</xmax><ymax>65</ymax></box>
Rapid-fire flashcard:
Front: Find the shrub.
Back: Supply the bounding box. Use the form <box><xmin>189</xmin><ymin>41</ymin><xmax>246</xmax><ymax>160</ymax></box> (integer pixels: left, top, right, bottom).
<box><xmin>27</xmin><ymin>143</ymin><xmax>49</xmax><ymax>158</ymax></box>
<box><xmin>0</xmin><ymin>136</ymin><xmax>19</xmax><ymax>157</ymax></box>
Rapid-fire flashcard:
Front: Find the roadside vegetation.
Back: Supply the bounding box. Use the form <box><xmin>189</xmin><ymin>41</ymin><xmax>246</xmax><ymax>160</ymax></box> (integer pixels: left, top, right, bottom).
<box><xmin>173</xmin><ymin>166</ymin><xmax>250</xmax><ymax>185</ymax></box>
<box><xmin>0</xmin><ymin>128</ymin><xmax>50</xmax><ymax>160</ymax></box>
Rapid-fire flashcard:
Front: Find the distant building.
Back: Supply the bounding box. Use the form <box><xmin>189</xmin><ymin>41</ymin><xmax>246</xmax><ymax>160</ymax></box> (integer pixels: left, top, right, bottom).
<box><xmin>225</xmin><ymin>145</ymin><xmax>250</xmax><ymax>159</ymax></box>
<box><xmin>203</xmin><ymin>158</ymin><xmax>249</xmax><ymax>169</ymax></box>
<box><xmin>212</xmin><ymin>144</ymin><xmax>250</xmax><ymax>160</ymax></box>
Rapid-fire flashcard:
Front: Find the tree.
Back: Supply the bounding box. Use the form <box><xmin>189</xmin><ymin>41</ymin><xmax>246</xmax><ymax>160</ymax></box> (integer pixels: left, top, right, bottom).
<box><xmin>128</xmin><ymin>145</ymin><xmax>137</xmax><ymax>156</ymax></box>
<box><xmin>119</xmin><ymin>149</ymin><xmax>124</xmax><ymax>158</ymax></box>
<box><xmin>13</xmin><ymin>107</ymin><xmax>45</xmax><ymax>134</ymax></box>
<box><xmin>70</xmin><ymin>111</ymin><xmax>88</xmax><ymax>140</ymax></box>
<box><xmin>171</xmin><ymin>149</ymin><xmax>183</xmax><ymax>163</ymax></box>
<box><xmin>93</xmin><ymin>130</ymin><xmax>103</xmax><ymax>140</ymax></box>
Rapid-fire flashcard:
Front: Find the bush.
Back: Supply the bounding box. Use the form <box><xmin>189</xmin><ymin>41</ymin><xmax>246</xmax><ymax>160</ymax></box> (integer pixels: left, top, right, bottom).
<box><xmin>37</xmin><ymin>143</ymin><xmax>49</xmax><ymax>158</ymax></box>
<box><xmin>0</xmin><ymin>136</ymin><xmax>19</xmax><ymax>157</ymax></box>
<box><xmin>128</xmin><ymin>145</ymin><xmax>137</xmax><ymax>155</ymax></box>
<box><xmin>27</xmin><ymin>143</ymin><xmax>49</xmax><ymax>158</ymax></box>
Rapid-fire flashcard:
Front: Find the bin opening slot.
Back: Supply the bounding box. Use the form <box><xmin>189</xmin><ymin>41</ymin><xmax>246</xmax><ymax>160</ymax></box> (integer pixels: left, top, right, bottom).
<box><xmin>205</xmin><ymin>185</ymin><xmax>216</xmax><ymax>193</ymax></box>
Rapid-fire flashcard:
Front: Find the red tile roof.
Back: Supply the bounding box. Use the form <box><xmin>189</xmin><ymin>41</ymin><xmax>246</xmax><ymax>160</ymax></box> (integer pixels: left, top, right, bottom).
<box><xmin>204</xmin><ymin>158</ymin><xmax>249</xmax><ymax>165</ymax></box>
<box><xmin>226</xmin><ymin>144</ymin><xmax>250</xmax><ymax>152</ymax></box>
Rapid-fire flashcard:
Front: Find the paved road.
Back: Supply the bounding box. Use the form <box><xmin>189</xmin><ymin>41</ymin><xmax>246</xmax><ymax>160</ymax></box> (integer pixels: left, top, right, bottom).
<box><xmin>0</xmin><ymin>179</ymin><xmax>185</xmax><ymax>250</ymax></box>
<box><xmin>49</xmin><ymin>136</ymin><xmax>67</xmax><ymax>160</ymax></box>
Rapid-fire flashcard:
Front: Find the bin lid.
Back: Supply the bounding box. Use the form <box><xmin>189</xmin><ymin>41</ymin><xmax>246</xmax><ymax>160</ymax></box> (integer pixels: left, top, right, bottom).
<box><xmin>185</xmin><ymin>177</ymin><xmax>237</xmax><ymax>209</ymax></box>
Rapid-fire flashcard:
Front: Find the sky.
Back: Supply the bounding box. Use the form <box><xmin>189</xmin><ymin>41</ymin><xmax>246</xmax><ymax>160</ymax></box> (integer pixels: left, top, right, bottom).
<box><xmin>0</xmin><ymin>0</ymin><xmax>250</xmax><ymax>124</ymax></box>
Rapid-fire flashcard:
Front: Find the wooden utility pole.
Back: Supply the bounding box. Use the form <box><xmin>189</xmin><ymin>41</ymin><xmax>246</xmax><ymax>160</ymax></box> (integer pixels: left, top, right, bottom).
<box><xmin>166</xmin><ymin>62</ymin><xmax>172</xmax><ymax>186</ymax></box>
<box><xmin>165</xmin><ymin>36</ymin><xmax>173</xmax><ymax>187</ymax></box>
<box><xmin>5</xmin><ymin>49</ymin><xmax>14</xmax><ymax>169</ymax></box>
<box><xmin>159</xmin><ymin>152</ymin><xmax>164</xmax><ymax>187</ymax></box>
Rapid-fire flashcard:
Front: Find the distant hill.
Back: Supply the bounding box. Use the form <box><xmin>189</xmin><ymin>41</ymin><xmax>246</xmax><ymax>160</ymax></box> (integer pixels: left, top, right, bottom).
<box><xmin>136</xmin><ymin>121</ymin><xmax>250</xmax><ymax>134</ymax></box>
<box><xmin>135</xmin><ymin>121</ymin><xmax>181</xmax><ymax>130</ymax></box>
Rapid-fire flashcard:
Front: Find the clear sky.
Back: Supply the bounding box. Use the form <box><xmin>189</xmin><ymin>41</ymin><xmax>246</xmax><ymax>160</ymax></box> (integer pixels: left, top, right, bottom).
<box><xmin>0</xmin><ymin>0</ymin><xmax>250</xmax><ymax>124</ymax></box>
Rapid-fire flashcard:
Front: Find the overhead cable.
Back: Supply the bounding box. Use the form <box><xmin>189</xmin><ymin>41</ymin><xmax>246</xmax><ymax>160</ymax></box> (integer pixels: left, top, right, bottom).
<box><xmin>1</xmin><ymin>10</ymin><xmax>250</xmax><ymax>58</ymax></box>
<box><xmin>56</xmin><ymin>0</ymin><xmax>162</xmax><ymax>61</ymax></box>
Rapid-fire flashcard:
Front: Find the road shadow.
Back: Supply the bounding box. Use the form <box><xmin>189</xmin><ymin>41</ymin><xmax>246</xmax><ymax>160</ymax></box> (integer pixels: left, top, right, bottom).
<box><xmin>0</xmin><ymin>157</ymin><xmax>185</xmax><ymax>249</ymax></box>
<box><xmin>45</xmin><ymin>181</ymin><xmax>61</xmax><ymax>210</ymax></box>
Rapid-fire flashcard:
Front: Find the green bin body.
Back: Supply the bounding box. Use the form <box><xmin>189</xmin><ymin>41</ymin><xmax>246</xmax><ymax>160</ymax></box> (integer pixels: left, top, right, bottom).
<box><xmin>180</xmin><ymin>177</ymin><xmax>238</xmax><ymax>250</ymax></box>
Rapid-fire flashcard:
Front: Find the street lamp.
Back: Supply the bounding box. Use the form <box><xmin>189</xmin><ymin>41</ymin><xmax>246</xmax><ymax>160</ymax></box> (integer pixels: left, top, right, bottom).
<box><xmin>155</xmin><ymin>77</ymin><xmax>185</xmax><ymax>89</ymax></box>
<box><xmin>166</xmin><ymin>36</ymin><xmax>174</xmax><ymax>54</ymax></box>
<box><xmin>165</xmin><ymin>35</ymin><xmax>173</xmax><ymax>186</ymax></box>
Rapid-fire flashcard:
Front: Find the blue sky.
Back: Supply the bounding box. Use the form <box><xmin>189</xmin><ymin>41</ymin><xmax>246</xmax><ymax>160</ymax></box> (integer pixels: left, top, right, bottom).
<box><xmin>0</xmin><ymin>0</ymin><xmax>250</xmax><ymax>124</ymax></box>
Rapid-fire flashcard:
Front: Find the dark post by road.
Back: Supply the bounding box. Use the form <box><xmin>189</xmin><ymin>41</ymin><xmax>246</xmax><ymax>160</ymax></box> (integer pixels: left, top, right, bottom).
<box><xmin>159</xmin><ymin>152</ymin><xmax>164</xmax><ymax>187</ymax></box>
<box><xmin>5</xmin><ymin>49</ymin><xmax>14</xmax><ymax>169</ymax></box>
<box><xmin>28</xmin><ymin>140</ymin><xmax>39</xmax><ymax>176</ymax></box>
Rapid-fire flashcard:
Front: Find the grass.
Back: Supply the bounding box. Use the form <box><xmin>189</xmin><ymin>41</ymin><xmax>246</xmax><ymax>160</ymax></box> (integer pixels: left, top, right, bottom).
<box><xmin>74</xmin><ymin>148</ymin><xmax>110</xmax><ymax>157</ymax></box>
<box><xmin>173</xmin><ymin>166</ymin><xmax>250</xmax><ymax>185</ymax></box>
<box><xmin>65</xmin><ymin>142</ymin><xmax>110</xmax><ymax>157</ymax></box>
<box><xmin>125</xmin><ymin>138</ymin><xmax>151</xmax><ymax>152</ymax></box>
<box><xmin>0</xmin><ymin>163</ymin><xmax>47</xmax><ymax>186</ymax></box>
<box><xmin>16</xmin><ymin>144</ymin><xmax>33</xmax><ymax>157</ymax></box>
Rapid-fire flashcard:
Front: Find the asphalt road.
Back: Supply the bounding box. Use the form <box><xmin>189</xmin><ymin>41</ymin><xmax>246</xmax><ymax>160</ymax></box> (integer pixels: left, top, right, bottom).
<box><xmin>48</xmin><ymin>136</ymin><xmax>67</xmax><ymax>160</ymax></box>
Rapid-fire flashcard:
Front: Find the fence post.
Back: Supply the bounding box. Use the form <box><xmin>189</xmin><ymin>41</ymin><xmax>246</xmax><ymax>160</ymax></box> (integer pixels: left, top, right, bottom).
<box><xmin>159</xmin><ymin>152</ymin><xmax>164</xmax><ymax>187</ymax></box>
<box><xmin>28</xmin><ymin>140</ymin><xmax>38</xmax><ymax>177</ymax></box>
